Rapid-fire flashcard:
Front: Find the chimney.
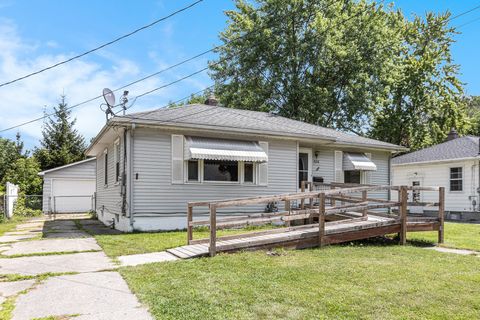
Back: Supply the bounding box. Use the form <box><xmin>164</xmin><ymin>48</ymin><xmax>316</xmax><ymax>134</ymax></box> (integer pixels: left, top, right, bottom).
<box><xmin>204</xmin><ymin>95</ymin><xmax>218</xmax><ymax>106</ymax></box>
<box><xmin>446</xmin><ymin>128</ymin><xmax>459</xmax><ymax>141</ymax></box>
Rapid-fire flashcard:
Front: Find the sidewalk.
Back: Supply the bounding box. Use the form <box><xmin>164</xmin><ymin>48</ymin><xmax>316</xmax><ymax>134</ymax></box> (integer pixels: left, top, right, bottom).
<box><xmin>0</xmin><ymin>215</ymin><xmax>152</xmax><ymax>320</ymax></box>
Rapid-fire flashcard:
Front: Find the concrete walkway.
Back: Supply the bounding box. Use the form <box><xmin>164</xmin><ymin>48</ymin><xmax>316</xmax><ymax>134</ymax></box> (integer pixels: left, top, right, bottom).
<box><xmin>0</xmin><ymin>215</ymin><xmax>152</xmax><ymax>320</ymax></box>
<box><xmin>425</xmin><ymin>246</ymin><xmax>480</xmax><ymax>256</ymax></box>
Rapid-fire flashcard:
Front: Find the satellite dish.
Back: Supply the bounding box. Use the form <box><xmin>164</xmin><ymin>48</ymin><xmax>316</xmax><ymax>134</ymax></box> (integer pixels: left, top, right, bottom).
<box><xmin>102</xmin><ymin>88</ymin><xmax>116</xmax><ymax>107</ymax></box>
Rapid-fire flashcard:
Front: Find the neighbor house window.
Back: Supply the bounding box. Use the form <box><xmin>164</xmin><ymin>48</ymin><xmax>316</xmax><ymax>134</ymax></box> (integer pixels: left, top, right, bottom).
<box><xmin>104</xmin><ymin>149</ymin><xmax>108</xmax><ymax>186</ymax></box>
<box><xmin>450</xmin><ymin>167</ymin><xmax>463</xmax><ymax>191</ymax></box>
<box><xmin>187</xmin><ymin>160</ymin><xmax>199</xmax><ymax>182</ymax></box>
<box><xmin>204</xmin><ymin>160</ymin><xmax>238</xmax><ymax>182</ymax></box>
<box><xmin>244</xmin><ymin>162</ymin><xmax>254</xmax><ymax>183</ymax></box>
<box><xmin>344</xmin><ymin>170</ymin><xmax>361</xmax><ymax>184</ymax></box>
<box><xmin>114</xmin><ymin>139</ymin><xmax>120</xmax><ymax>183</ymax></box>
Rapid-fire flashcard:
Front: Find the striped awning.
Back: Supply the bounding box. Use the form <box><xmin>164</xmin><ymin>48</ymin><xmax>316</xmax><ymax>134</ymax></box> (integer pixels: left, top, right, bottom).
<box><xmin>184</xmin><ymin>136</ymin><xmax>268</xmax><ymax>162</ymax></box>
<box><xmin>343</xmin><ymin>152</ymin><xmax>377</xmax><ymax>171</ymax></box>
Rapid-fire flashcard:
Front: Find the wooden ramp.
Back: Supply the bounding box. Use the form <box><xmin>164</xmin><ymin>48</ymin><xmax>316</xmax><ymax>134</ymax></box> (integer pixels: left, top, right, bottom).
<box><xmin>171</xmin><ymin>183</ymin><xmax>445</xmax><ymax>259</ymax></box>
<box><xmin>167</xmin><ymin>214</ymin><xmax>439</xmax><ymax>259</ymax></box>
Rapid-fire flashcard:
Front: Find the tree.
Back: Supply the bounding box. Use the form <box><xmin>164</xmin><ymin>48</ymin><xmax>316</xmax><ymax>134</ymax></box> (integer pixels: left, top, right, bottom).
<box><xmin>369</xmin><ymin>13</ymin><xmax>469</xmax><ymax>150</ymax></box>
<box><xmin>465</xmin><ymin>96</ymin><xmax>480</xmax><ymax>136</ymax></box>
<box><xmin>1</xmin><ymin>157</ymin><xmax>43</xmax><ymax>195</ymax></box>
<box><xmin>210</xmin><ymin>0</ymin><xmax>404</xmax><ymax>133</ymax></box>
<box><xmin>34</xmin><ymin>96</ymin><xmax>86</xmax><ymax>170</ymax></box>
<box><xmin>168</xmin><ymin>90</ymin><xmax>213</xmax><ymax>108</ymax></box>
<box><xmin>210</xmin><ymin>0</ymin><xmax>468</xmax><ymax>148</ymax></box>
<box><xmin>0</xmin><ymin>134</ymin><xmax>25</xmax><ymax>187</ymax></box>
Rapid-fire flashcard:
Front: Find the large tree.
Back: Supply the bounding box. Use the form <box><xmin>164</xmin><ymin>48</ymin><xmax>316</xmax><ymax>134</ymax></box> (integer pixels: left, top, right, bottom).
<box><xmin>1</xmin><ymin>157</ymin><xmax>43</xmax><ymax>195</ymax></box>
<box><xmin>210</xmin><ymin>0</ymin><xmax>468</xmax><ymax>148</ymax></box>
<box><xmin>370</xmin><ymin>13</ymin><xmax>469</xmax><ymax>150</ymax></box>
<box><xmin>0</xmin><ymin>133</ymin><xmax>25</xmax><ymax>187</ymax></box>
<box><xmin>34</xmin><ymin>96</ymin><xmax>86</xmax><ymax>170</ymax></box>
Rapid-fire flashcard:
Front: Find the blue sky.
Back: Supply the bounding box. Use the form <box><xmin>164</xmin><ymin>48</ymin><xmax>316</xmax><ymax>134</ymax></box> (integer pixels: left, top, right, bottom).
<box><xmin>0</xmin><ymin>0</ymin><xmax>478</xmax><ymax>149</ymax></box>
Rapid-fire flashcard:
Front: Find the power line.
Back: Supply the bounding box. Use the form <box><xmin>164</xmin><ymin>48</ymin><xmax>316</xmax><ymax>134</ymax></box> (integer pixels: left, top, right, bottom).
<box><xmin>0</xmin><ymin>0</ymin><xmax>204</xmax><ymax>89</ymax></box>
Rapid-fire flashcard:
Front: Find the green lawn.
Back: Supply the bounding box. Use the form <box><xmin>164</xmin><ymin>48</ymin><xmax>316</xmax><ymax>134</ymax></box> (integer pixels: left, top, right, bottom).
<box><xmin>95</xmin><ymin>225</ymin><xmax>277</xmax><ymax>258</ymax></box>
<box><xmin>120</xmin><ymin>245</ymin><xmax>480</xmax><ymax>320</ymax></box>
<box><xmin>0</xmin><ymin>216</ymin><xmax>29</xmax><ymax>236</ymax></box>
<box><xmin>408</xmin><ymin>222</ymin><xmax>480</xmax><ymax>251</ymax></box>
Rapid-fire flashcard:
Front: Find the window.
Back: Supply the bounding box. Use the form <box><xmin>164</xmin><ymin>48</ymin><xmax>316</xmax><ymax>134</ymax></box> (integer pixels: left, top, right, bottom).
<box><xmin>104</xmin><ymin>149</ymin><xmax>108</xmax><ymax>186</ymax></box>
<box><xmin>204</xmin><ymin>160</ymin><xmax>238</xmax><ymax>182</ymax></box>
<box><xmin>298</xmin><ymin>153</ymin><xmax>309</xmax><ymax>188</ymax></box>
<box><xmin>114</xmin><ymin>139</ymin><xmax>120</xmax><ymax>183</ymax></box>
<box><xmin>187</xmin><ymin>160</ymin><xmax>199</xmax><ymax>182</ymax></box>
<box><xmin>344</xmin><ymin>170</ymin><xmax>361</xmax><ymax>184</ymax></box>
<box><xmin>244</xmin><ymin>162</ymin><xmax>254</xmax><ymax>183</ymax></box>
<box><xmin>450</xmin><ymin>167</ymin><xmax>463</xmax><ymax>191</ymax></box>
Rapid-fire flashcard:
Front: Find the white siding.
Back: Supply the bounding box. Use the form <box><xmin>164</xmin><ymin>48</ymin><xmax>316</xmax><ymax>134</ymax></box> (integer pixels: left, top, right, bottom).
<box><xmin>42</xmin><ymin>160</ymin><xmax>96</xmax><ymax>213</ymax></box>
<box><xmin>95</xmin><ymin>132</ymin><xmax>128</xmax><ymax>230</ymax></box>
<box><xmin>131</xmin><ymin>128</ymin><xmax>297</xmax><ymax>229</ymax></box>
<box><xmin>312</xmin><ymin>147</ymin><xmax>391</xmax><ymax>200</ymax></box>
<box><xmin>392</xmin><ymin>159</ymin><xmax>478</xmax><ymax>212</ymax></box>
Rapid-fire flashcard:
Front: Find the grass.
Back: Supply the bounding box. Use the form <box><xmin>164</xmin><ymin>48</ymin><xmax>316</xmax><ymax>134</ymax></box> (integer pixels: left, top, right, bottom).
<box><xmin>120</xmin><ymin>245</ymin><xmax>480</xmax><ymax>320</ymax></box>
<box><xmin>95</xmin><ymin>225</ymin><xmax>277</xmax><ymax>258</ymax></box>
<box><xmin>408</xmin><ymin>222</ymin><xmax>480</xmax><ymax>251</ymax></box>
<box><xmin>0</xmin><ymin>216</ymin><xmax>30</xmax><ymax>236</ymax></box>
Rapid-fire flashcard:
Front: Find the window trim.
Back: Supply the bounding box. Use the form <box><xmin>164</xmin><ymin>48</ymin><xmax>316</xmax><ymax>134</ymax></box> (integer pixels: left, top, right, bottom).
<box><xmin>185</xmin><ymin>159</ymin><xmax>259</xmax><ymax>185</ymax></box>
<box><xmin>103</xmin><ymin>148</ymin><xmax>108</xmax><ymax>187</ymax></box>
<box><xmin>113</xmin><ymin>138</ymin><xmax>120</xmax><ymax>185</ymax></box>
<box><xmin>449</xmin><ymin>166</ymin><xmax>463</xmax><ymax>192</ymax></box>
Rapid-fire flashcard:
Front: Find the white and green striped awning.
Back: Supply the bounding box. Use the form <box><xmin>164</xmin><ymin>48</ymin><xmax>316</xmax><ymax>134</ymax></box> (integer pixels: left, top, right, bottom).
<box><xmin>184</xmin><ymin>136</ymin><xmax>268</xmax><ymax>162</ymax></box>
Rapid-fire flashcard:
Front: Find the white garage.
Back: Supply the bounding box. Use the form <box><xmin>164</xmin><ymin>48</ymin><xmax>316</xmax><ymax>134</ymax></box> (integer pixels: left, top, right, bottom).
<box><xmin>38</xmin><ymin>158</ymin><xmax>96</xmax><ymax>213</ymax></box>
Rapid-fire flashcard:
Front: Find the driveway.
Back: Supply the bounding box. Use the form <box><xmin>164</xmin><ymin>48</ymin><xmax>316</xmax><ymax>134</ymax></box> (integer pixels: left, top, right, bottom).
<box><xmin>0</xmin><ymin>214</ymin><xmax>152</xmax><ymax>320</ymax></box>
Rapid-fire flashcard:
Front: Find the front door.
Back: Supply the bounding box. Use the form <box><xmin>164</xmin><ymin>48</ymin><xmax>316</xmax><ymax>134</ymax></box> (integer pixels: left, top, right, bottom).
<box><xmin>298</xmin><ymin>148</ymin><xmax>313</xmax><ymax>191</ymax></box>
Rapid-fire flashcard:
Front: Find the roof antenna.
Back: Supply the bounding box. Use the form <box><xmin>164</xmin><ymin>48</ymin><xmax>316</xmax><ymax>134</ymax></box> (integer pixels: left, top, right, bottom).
<box><xmin>101</xmin><ymin>88</ymin><xmax>116</xmax><ymax>122</ymax></box>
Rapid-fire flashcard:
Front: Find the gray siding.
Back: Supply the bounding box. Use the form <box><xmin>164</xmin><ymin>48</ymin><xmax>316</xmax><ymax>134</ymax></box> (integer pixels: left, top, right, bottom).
<box><xmin>95</xmin><ymin>135</ymin><xmax>125</xmax><ymax>220</ymax></box>
<box><xmin>42</xmin><ymin>159</ymin><xmax>96</xmax><ymax>212</ymax></box>
<box><xmin>312</xmin><ymin>147</ymin><xmax>390</xmax><ymax>200</ymax></box>
<box><xmin>132</xmin><ymin>128</ymin><xmax>298</xmax><ymax>217</ymax></box>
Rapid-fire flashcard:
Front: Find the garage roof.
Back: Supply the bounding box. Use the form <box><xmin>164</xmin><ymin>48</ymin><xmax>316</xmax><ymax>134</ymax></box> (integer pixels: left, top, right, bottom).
<box><xmin>38</xmin><ymin>158</ymin><xmax>96</xmax><ymax>176</ymax></box>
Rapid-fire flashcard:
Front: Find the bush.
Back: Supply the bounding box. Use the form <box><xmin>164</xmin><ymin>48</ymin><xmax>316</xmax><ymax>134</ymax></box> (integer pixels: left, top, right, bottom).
<box><xmin>12</xmin><ymin>196</ymin><xmax>42</xmax><ymax>217</ymax></box>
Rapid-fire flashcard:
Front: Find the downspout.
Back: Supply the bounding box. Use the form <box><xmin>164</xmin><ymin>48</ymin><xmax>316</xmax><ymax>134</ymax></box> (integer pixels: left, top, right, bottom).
<box><xmin>129</xmin><ymin>123</ymin><xmax>136</xmax><ymax>227</ymax></box>
<box><xmin>388</xmin><ymin>153</ymin><xmax>392</xmax><ymax>201</ymax></box>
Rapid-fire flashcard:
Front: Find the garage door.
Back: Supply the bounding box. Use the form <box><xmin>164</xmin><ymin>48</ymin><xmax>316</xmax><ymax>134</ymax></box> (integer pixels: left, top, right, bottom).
<box><xmin>52</xmin><ymin>179</ymin><xmax>96</xmax><ymax>213</ymax></box>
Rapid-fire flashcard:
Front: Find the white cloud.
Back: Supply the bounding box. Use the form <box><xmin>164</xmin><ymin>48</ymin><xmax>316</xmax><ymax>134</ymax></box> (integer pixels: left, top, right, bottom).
<box><xmin>0</xmin><ymin>20</ymin><xmax>211</xmax><ymax>150</ymax></box>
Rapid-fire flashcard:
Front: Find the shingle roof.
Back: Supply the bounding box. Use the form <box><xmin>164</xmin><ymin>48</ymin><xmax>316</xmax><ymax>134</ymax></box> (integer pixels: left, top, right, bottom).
<box><xmin>115</xmin><ymin>104</ymin><xmax>404</xmax><ymax>151</ymax></box>
<box><xmin>391</xmin><ymin>136</ymin><xmax>480</xmax><ymax>165</ymax></box>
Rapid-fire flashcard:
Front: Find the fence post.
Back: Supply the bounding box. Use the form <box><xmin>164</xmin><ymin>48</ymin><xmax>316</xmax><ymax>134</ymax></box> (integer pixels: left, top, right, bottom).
<box><xmin>330</xmin><ymin>185</ymin><xmax>336</xmax><ymax>207</ymax></box>
<box><xmin>318</xmin><ymin>193</ymin><xmax>326</xmax><ymax>247</ymax></box>
<box><xmin>362</xmin><ymin>190</ymin><xmax>368</xmax><ymax>217</ymax></box>
<box><xmin>399</xmin><ymin>186</ymin><xmax>408</xmax><ymax>245</ymax></box>
<box><xmin>300</xmin><ymin>181</ymin><xmax>305</xmax><ymax>209</ymax></box>
<box><xmin>285</xmin><ymin>200</ymin><xmax>291</xmax><ymax>227</ymax></box>
<box><xmin>187</xmin><ymin>204</ymin><xmax>193</xmax><ymax>244</ymax></box>
<box><xmin>438</xmin><ymin>187</ymin><xmax>445</xmax><ymax>244</ymax></box>
<box><xmin>209</xmin><ymin>204</ymin><xmax>217</xmax><ymax>257</ymax></box>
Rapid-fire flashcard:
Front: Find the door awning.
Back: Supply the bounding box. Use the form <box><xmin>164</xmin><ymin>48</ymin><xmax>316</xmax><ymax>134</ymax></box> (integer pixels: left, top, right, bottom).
<box><xmin>343</xmin><ymin>152</ymin><xmax>377</xmax><ymax>171</ymax></box>
<box><xmin>184</xmin><ymin>136</ymin><xmax>268</xmax><ymax>162</ymax></box>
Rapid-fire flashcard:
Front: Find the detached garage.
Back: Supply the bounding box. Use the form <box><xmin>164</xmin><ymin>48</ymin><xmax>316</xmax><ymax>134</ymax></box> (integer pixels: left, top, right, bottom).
<box><xmin>38</xmin><ymin>158</ymin><xmax>96</xmax><ymax>214</ymax></box>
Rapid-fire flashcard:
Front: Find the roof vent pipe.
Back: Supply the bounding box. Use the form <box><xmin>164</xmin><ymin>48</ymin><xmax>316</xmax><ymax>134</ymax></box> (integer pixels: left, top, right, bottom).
<box><xmin>205</xmin><ymin>95</ymin><xmax>218</xmax><ymax>106</ymax></box>
<box><xmin>446</xmin><ymin>128</ymin><xmax>459</xmax><ymax>141</ymax></box>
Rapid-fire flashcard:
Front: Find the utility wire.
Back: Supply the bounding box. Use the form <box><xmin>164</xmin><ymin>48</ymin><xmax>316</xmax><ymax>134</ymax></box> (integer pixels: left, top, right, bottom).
<box><xmin>0</xmin><ymin>0</ymin><xmax>204</xmax><ymax>89</ymax></box>
<box><xmin>2</xmin><ymin>1</ymin><xmax>479</xmax><ymax>133</ymax></box>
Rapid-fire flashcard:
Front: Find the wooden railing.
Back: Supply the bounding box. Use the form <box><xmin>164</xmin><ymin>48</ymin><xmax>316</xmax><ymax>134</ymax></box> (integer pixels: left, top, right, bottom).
<box><xmin>187</xmin><ymin>184</ymin><xmax>445</xmax><ymax>257</ymax></box>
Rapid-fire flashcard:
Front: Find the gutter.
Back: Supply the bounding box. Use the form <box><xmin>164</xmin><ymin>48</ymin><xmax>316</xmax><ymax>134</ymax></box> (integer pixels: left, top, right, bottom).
<box><xmin>392</xmin><ymin>156</ymin><xmax>480</xmax><ymax>167</ymax></box>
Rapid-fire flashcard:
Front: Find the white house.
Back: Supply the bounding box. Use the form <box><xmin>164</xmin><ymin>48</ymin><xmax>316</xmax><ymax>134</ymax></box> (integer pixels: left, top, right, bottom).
<box><xmin>391</xmin><ymin>130</ymin><xmax>480</xmax><ymax>221</ymax></box>
<box><xmin>38</xmin><ymin>158</ymin><xmax>96</xmax><ymax>214</ymax></box>
<box><xmin>86</xmin><ymin>99</ymin><xmax>405</xmax><ymax>232</ymax></box>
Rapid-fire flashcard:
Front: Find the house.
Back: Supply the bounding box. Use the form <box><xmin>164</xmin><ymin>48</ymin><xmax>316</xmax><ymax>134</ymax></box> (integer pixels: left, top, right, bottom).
<box><xmin>86</xmin><ymin>99</ymin><xmax>405</xmax><ymax>231</ymax></box>
<box><xmin>391</xmin><ymin>129</ymin><xmax>480</xmax><ymax>221</ymax></box>
<box><xmin>38</xmin><ymin>158</ymin><xmax>96</xmax><ymax>214</ymax></box>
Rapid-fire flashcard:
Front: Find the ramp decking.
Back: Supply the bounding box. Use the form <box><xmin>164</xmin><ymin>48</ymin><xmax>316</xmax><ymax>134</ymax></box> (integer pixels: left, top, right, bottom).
<box><xmin>171</xmin><ymin>183</ymin><xmax>445</xmax><ymax>259</ymax></box>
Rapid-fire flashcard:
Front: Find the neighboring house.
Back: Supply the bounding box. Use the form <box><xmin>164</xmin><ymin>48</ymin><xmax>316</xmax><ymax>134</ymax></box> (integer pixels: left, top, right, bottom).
<box><xmin>86</xmin><ymin>99</ymin><xmax>405</xmax><ymax>231</ymax></box>
<box><xmin>392</xmin><ymin>130</ymin><xmax>480</xmax><ymax>221</ymax></box>
<box><xmin>38</xmin><ymin>158</ymin><xmax>96</xmax><ymax>214</ymax></box>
